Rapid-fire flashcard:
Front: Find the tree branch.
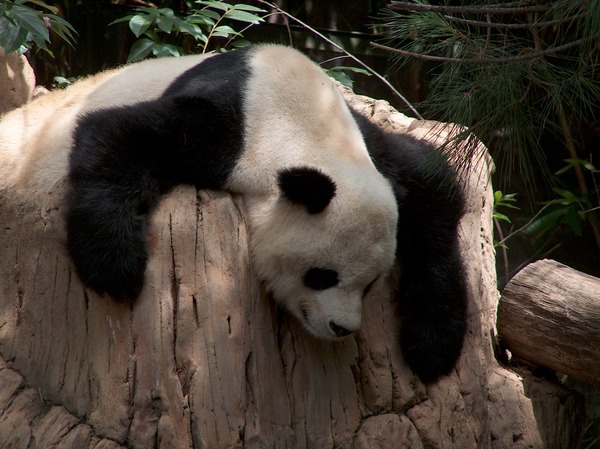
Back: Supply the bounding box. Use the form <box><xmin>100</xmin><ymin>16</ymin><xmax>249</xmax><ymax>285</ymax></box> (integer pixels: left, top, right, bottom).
<box><xmin>371</xmin><ymin>38</ymin><xmax>593</xmax><ymax>65</ymax></box>
<box><xmin>443</xmin><ymin>13</ymin><xmax>587</xmax><ymax>30</ymax></box>
<box><xmin>387</xmin><ymin>1</ymin><xmax>553</xmax><ymax>15</ymax></box>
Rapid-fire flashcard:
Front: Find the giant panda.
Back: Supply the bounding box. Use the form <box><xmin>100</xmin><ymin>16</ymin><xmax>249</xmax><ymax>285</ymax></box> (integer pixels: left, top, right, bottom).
<box><xmin>0</xmin><ymin>44</ymin><xmax>467</xmax><ymax>383</ymax></box>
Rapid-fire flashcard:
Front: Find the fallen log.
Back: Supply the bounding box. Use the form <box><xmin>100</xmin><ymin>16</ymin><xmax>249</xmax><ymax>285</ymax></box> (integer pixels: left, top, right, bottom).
<box><xmin>498</xmin><ymin>259</ymin><xmax>600</xmax><ymax>387</ymax></box>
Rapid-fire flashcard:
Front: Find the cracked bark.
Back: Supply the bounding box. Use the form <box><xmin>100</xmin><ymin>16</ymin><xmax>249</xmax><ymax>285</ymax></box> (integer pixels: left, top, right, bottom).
<box><xmin>0</xmin><ymin>56</ymin><xmax>584</xmax><ymax>448</ymax></box>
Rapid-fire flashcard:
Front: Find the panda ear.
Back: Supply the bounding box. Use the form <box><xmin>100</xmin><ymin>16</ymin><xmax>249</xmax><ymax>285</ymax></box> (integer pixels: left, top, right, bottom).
<box><xmin>278</xmin><ymin>167</ymin><xmax>337</xmax><ymax>214</ymax></box>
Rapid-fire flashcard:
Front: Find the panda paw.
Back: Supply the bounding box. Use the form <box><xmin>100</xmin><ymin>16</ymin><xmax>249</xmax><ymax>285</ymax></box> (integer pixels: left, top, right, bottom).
<box><xmin>74</xmin><ymin>249</ymin><xmax>147</xmax><ymax>301</ymax></box>
<box><xmin>400</xmin><ymin>313</ymin><xmax>467</xmax><ymax>383</ymax></box>
<box><xmin>68</xmin><ymin>235</ymin><xmax>148</xmax><ymax>301</ymax></box>
<box><xmin>66</xmin><ymin>202</ymin><xmax>149</xmax><ymax>301</ymax></box>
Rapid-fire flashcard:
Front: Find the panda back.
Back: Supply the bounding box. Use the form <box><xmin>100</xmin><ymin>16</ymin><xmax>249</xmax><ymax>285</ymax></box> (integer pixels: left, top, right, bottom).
<box><xmin>0</xmin><ymin>53</ymin><xmax>216</xmax><ymax>205</ymax></box>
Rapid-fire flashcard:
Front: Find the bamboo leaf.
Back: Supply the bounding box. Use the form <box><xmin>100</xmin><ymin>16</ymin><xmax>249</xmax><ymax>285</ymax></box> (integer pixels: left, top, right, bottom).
<box><xmin>231</xmin><ymin>4</ymin><xmax>265</xmax><ymax>12</ymax></box>
<box><xmin>223</xmin><ymin>9</ymin><xmax>263</xmax><ymax>24</ymax></box>
<box><xmin>10</xmin><ymin>5</ymin><xmax>49</xmax><ymax>41</ymax></box>
<box><xmin>196</xmin><ymin>1</ymin><xmax>232</xmax><ymax>12</ymax></box>
<box><xmin>23</xmin><ymin>0</ymin><xmax>58</xmax><ymax>14</ymax></box>
<box><xmin>0</xmin><ymin>16</ymin><xmax>27</xmax><ymax>53</ymax></box>
<box><xmin>193</xmin><ymin>9</ymin><xmax>220</xmax><ymax>21</ymax></box>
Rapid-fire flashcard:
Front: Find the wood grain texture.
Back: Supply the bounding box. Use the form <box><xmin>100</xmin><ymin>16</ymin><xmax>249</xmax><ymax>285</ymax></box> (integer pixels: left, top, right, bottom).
<box><xmin>499</xmin><ymin>259</ymin><xmax>600</xmax><ymax>387</ymax></box>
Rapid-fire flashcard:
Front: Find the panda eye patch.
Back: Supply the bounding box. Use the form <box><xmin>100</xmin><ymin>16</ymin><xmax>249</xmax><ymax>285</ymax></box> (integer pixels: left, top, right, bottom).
<box><xmin>303</xmin><ymin>267</ymin><xmax>339</xmax><ymax>290</ymax></box>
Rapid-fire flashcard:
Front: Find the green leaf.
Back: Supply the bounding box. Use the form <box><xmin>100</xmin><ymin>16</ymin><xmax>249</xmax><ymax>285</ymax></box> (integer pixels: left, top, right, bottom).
<box><xmin>129</xmin><ymin>13</ymin><xmax>154</xmax><ymax>38</ymax></box>
<box><xmin>131</xmin><ymin>6</ymin><xmax>160</xmax><ymax>17</ymax></box>
<box><xmin>156</xmin><ymin>17</ymin><xmax>174</xmax><ymax>33</ymax></box>
<box><xmin>11</xmin><ymin>5</ymin><xmax>49</xmax><ymax>41</ymax></box>
<box><xmin>231</xmin><ymin>4</ymin><xmax>266</xmax><ymax>13</ymax></box>
<box><xmin>582</xmin><ymin>161</ymin><xmax>596</xmax><ymax>171</ymax></box>
<box><xmin>109</xmin><ymin>15</ymin><xmax>133</xmax><ymax>26</ymax></box>
<box><xmin>211</xmin><ymin>24</ymin><xmax>237</xmax><ymax>38</ymax></box>
<box><xmin>29</xmin><ymin>31</ymin><xmax>50</xmax><ymax>53</ymax></box>
<box><xmin>127</xmin><ymin>37</ymin><xmax>154</xmax><ymax>62</ymax></box>
<box><xmin>192</xmin><ymin>9</ymin><xmax>220</xmax><ymax>21</ymax></box>
<box><xmin>175</xmin><ymin>21</ymin><xmax>203</xmax><ymax>38</ymax></box>
<box><xmin>554</xmin><ymin>164</ymin><xmax>572</xmax><ymax>176</ymax></box>
<box><xmin>0</xmin><ymin>1</ymin><xmax>76</xmax><ymax>54</ymax></box>
<box><xmin>553</xmin><ymin>187</ymin><xmax>578</xmax><ymax>203</ymax></box>
<box><xmin>223</xmin><ymin>9</ymin><xmax>263</xmax><ymax>24</ymax></box>
<box><xmin>327</xmin><ymin>65</ymin><xmax>371</xmax><ymax>76</ymax></box>
<box><xmin>195</xmin><ymin>33</ymin><xmax>208</xmax><ymax>44</ymax></box>
<box><xmin>562</xmin><ymin>157</ymin><xmax>598</xmax><ymax>172</ymax></box>
<box><xmin>565</xmin><ymin>207</ymin><xmax>583</xmax><ymax>236</ymax></box>
<box><xmin>53</xmin><ymin>75</ymin><xmax>70</xmax><ymax>84</ymax></box>
<box><xmin>151</xmin><ymin>42</ymin><xmax>181</xmax><ymax>58</ymax></box>
<box><xmin>231</xmin><ymin>39</ymin><xmax>250</xmax><ymax>48</ymax></box>
<box><xmin>53</xmin><ymin>75</ymin><xmax>77</xmax><ymax>88</ymax></box>
<box><xmin>494</xmin><ymin>191</ymin><xmax>519</xmax><ymax>211</ymax></box>
<box><xmin>0</xmin><ymin>16</ymin><xmax>27</xmax><ymax>53</ymax></box>
<box><xmin>196</xmin><ymin>1</ymin><xmax>233</xmax><ymax>12</ymax></box>
<box><xmin>47</xmin><ymin>14</ymin><xmax>77</xmax><ymax>47</ymax></box>
<box><xmin>154</xmin><ymin>8</ymin><xmax>179</xmax><ymax>33</ymax></box>
<box><xmin>23</xmin><ymin>0</ymin><xmax>58</xmax><ymax>14</ymax></box>
<box><xmin>156</xmin><ymin>7</ymin><xmax>176</xmax><ymax>18</ymax></box>
<box><xmin>493</xmin><ymin>212</ymin><xmax>511</xmax><ymax>223</ymax></box>
<box><xmin>327</xmin><ymin>70</ymin><xmax>354</xmax><ymax>88</ymax></box>
<box><xmin>523</xmin><ymin>205</ymin><xmax>566</xmax><ymax>237</ymax></box>
<box><xmin>494</xmin><ymin>241</ymin><xmax>509</xmax><ymax>250</ymax></box>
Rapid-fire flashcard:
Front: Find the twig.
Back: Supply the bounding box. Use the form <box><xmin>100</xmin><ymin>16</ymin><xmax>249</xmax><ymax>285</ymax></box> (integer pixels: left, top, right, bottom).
<box><xmin>387</xmin><ymin>1</ymin><xmax>553</xmax><ymax>15</ymax></box>
<box><xmin>495</xmin><ymin>202</ymin><xmax>554</xmax><ymax>247</ymax></box>
<box><xmin>443</xmin><ymin>13</ymin><xmax>587</xmax><ymax>30</ymax></box>
<box><xmin>371</xmin><ymin>38</ymin><xmax>593</xmax><ymax>65</ymax></box>
<box><xmin>254</xmin><ymin>0</ymin><xmax>423</xmax><ymax>119</ymax></box>
<box><xmin>223</xmin><ymin>12</ymin><xmax>279</xmax><ymax>49</ymax></box>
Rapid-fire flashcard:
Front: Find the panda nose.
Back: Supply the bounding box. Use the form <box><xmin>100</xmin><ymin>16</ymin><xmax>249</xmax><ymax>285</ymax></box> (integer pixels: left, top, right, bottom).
<box><xmin>329</xmin><ymin>321</ymin><xmax>353</xmax><ymax>337</ymax></box>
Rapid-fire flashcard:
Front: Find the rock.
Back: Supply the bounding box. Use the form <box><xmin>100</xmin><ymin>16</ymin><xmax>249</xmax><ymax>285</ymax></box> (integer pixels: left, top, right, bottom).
<box><xmin>0</xmin><ymin>49</ymin><xmax>36</xmax><ymax>115</ymax></box>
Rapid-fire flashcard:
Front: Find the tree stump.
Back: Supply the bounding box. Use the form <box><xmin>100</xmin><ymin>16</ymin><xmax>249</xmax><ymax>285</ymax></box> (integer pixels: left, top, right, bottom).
<box><xmin>0</xmin><ymin>65</ymin><xmax>584</xmax><ymax>448</ymax></box>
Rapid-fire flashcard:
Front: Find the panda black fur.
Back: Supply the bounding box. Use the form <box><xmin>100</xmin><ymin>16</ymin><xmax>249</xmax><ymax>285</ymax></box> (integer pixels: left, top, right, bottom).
<box><xmin>0</xmin><ymin>44</ymin><xmax>467</xmax><ymax>383</ymax></box>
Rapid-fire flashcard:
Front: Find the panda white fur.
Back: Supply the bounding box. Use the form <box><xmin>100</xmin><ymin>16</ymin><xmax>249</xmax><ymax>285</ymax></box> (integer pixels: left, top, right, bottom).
<box><xmin>0</xmin><ymin>44</ymin><xmax>467</xmax><ymax>383</ymax></box>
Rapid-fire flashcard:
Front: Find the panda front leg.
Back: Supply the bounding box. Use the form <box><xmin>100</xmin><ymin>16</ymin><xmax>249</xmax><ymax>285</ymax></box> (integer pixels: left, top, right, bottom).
<box><xmin>65</xmin><ymin>174</ymin><xmax>160</xmax><ymax>300</ymax></box>
<box><xmin>395</xmin><ymin>178</ymin><xmax>468</xmax><ymax>383</ymax></box>
<box><xmin>65</xmin><ymin>109</ymin><xmax>166</xmax><ymax>300</ymax></box>
<box><xmin>397</xmin><ymin>239</ymin><xmax>468</xmax><ymax>383</ymax></box>
<box><xmin>349</xmin><ymin>109</ymin><xmax>468</xmax><ymax>383</ymax></box>
<box><xmin>64</xmin><ymin>95</ymin><xmax>236</xmax><ymax>300</ymax></box>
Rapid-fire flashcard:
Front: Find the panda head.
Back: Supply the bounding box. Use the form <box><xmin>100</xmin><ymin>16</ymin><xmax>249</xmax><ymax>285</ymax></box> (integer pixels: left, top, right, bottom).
<box><xmin>219</xmin><ymin>45</ymin><xmax>400</xmax><ymax>340</ymax></box>
<box><xmin>247</xmin><ymin>164</ymin><xmax>398</xmax><ymax>339</ymax></box>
